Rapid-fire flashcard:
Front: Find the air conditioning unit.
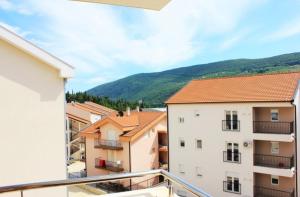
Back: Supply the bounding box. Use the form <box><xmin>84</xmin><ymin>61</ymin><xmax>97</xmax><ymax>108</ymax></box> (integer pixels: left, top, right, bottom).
<box><xmin>243</xmin><ymin>141</ymin><xmax>252</xmax><ymax>147</ymax></box>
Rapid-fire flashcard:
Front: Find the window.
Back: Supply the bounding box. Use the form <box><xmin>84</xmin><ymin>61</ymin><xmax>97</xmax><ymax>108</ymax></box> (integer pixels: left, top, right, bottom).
<box><xmin>271</xmin><ymin>109</ymin><xmax>279</xmax><ymax>121</ymax></box>
<box><xmin>194</xmin><ymin>110</ymin><xmax>200</xmax><ymax>117</ymax></box>
<box><xmin>177</xmin><ymin>190</ymin><xmax>187</xmax><ymax>197</ymax></box>
<box><xmin>271</xmin><ymin>142</ymin><xmax>279</xmax><ymax>154</ymax></box>
<box><xmin>179</xmin><ymin>139</ymin><xmax>185</xmax><ymax>148</ymax></box>
<box><xmin>271</xmin><ymin>175</ymin><xmax>279</xmax><ymax>185</ymax></box>
<box><xmin>179</xmin><ymin>164</ymin><xmax>185</xmax><ymax>173</ymax></box>
<box><xmin>196</xmin><ymin>139</ymin><xmax>202</xmax><ymax>149</ymax></box>
<box><xmin>224</xmin><ymin>111</ymin><xmax>239</xmax><ymax>130</ymax></box>
<box><xmin>179</xmin><ymin>117</ymin><xmax>185</xmax><ymax>123</ymax></box>
<box><xmin>225</xmin><ymin>142</ymin><xmax>240</xmax><ymax>163</ymax></box>
<box><xmin>195</xmin><ymin>167</ymin><xmax>202</xmax><ymax>177</ymax></box>
<box><xmin>225</xmin><ymin>176</ymin><xmax>240</xmax><ymax>193</ymax></box>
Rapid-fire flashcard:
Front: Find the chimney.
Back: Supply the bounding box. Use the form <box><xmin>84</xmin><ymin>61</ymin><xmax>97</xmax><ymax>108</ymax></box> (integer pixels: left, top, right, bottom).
<box><xmin>126</xmin><ymin>107</ymin><xmax>130</xmax><ymax>116</ymax></box>
<box><xmin>136</xmin><ymin>106</ymin><xmax>140</xmax><ymax>112</ymax></box>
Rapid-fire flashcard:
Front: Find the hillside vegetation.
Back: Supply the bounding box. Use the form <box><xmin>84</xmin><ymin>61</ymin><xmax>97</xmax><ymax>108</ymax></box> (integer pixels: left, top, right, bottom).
<box><xmin>87</xmin><ymin>52</ymin><xmax>300</xmax><ymax>106</ymax></box>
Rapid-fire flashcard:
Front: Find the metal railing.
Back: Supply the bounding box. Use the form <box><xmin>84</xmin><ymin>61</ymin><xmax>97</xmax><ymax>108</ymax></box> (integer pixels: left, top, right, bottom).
<box><xmin>254</xmin><ymin>154</ymin><xmax>294</xmax><ymax>169</ymax></box>
<box><xmin>95</xmin><ymin>157</ymin><xmax>124</xmax><ymax>172</ymax></box>
<box><xmin>253</xmin><ymin>121</ymin><xmax>294</xmax><ymax>134</ymax></box>
<box><xmin>254</xmin><ymin>186</ymin><xmax>295</xmax><ymax>197</ymax></box>
<box><xmin>0</xmin><ymin>169</ymin><xmax>212</xmax><ymax>197</ymax></box>
<box><xmin>94</xmin><ymin>138</ymin><xmax>123</xmax><ymax>150</ymax></box>
<box><xmin>222</xmin><ymin>120</ymin><xmax>240</xmax><ymax>131</ymax></box>
<box><xmin>223</xmin><ymin>181</ymin><xmax>241</xmax><ymax>194</ymax></box>
<box><xmin>223</xmin><ymin>151</ymin><xmax>241</xmax><ymax>164</ymax></box>
<box><xmin>125</xmin><ymin>176</ymin><xmax>160</xmax><ymax>191</ymax></box>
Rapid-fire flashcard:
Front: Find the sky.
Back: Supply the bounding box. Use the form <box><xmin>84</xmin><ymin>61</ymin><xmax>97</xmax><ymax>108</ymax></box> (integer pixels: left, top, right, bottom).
<box><xmin>1</xmin><ymin>0</ymin><xmax>300</xmax><ymax>92</ymax></box>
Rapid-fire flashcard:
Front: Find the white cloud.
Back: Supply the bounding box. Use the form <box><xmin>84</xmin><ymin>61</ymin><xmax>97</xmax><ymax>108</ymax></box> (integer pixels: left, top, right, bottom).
<box><xmin>1</xmin><ymin>0</ymin><xmax>265</xmax><ymax>90</ymax></box>
<box><xmin>219</xmin><ymin>29</ymin><xmax>250</xmax><ymax>51</ymax></box>
<box><xmin>14</xmin><ymin>0</ymin><xmax>262</xmax><ymax>72</ymax></box>
<box><xmin>267</xmin><ymin>17</ymin><xmax>300</xmax><ymax>41</ymax></box>
<box><xmin>0</xmin><ymin>0</ymin><xmax>32</xmax><ymax>15</ymax></box>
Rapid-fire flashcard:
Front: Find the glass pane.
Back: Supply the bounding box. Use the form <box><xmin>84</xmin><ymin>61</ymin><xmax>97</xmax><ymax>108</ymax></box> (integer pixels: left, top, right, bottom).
<box><xmin>233</xmin><ymin>178</ymin><xmax>239</xmax><ymax>192</ymax></box>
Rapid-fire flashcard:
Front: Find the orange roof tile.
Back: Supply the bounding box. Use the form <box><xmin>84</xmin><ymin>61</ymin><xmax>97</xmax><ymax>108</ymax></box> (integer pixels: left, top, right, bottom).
<box><xmin>66</xmin><ymin>103</ymin><xmax>91</xmax><ymax>123</ymax></box>
<box><xmin>70</xmin><ymin>102</ymin><xmax>116</xmax><ymax>116</ymax></box>
<box><xmin>165</xmin><ymin>72</ymin><xmax>300</xmax><ymax>104</ymax></box>
<box><xmin>81</xmin><ymin>111</ymin><xmax>166</xmax><ymax>141</ymax></box>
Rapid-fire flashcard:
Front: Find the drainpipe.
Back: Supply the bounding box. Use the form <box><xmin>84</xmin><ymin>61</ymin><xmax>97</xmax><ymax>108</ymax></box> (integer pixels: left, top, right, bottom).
<box><xmin>129</xmin><ymin>141</ymin><xmax>132</xmax><ymax>190</ymax></box>
<box><xmin>292</xmin><ymin>102</ymin><xmax>298</xmax><ymax>197</ymax></box>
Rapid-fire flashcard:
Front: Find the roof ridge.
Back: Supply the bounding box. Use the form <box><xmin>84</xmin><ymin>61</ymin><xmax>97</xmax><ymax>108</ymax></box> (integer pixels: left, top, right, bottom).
<box><xmin>192</xmin><ymin>70</ymin><xmax>300</xmax><ymax>82</ymax></box>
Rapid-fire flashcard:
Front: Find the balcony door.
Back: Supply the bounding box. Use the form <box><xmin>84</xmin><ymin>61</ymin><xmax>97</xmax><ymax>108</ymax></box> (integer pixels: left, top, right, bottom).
<box><xmin>227</xmin><ymin>143</ymin><xmax>239</xmax><ymax>162</ymax></box>
<box><xmin>226</xmin><ymin>176</ymin><xmax>240</xmax><ymax>193</ymax></box>
<box><xmin>225</xmin><ymin>111</ymin><xmax>238</xmax><ymax>130</ymax></box>
<box><xmin>107</xmin><ymin>130</ymin><xmax>118</xmax><ymax>147</ymax></box>
<box><xmin>107</xmin><ymin>150</ymin><xmax>117</xmax><ymax>162</ymax></box>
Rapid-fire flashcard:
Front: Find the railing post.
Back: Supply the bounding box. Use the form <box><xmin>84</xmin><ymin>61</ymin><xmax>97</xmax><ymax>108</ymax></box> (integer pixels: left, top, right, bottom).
<box><xmin>168</xmin><ymin>181</ymin><xmax>173</xmax><ymax>197</ymax></box>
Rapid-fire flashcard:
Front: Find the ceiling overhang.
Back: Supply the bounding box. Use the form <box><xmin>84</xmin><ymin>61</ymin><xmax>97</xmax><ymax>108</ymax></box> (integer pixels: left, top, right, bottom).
<box><xmin>72</xmin><ymin>0</ymin><xmax>171</xmax><ymax>10</ymax></box>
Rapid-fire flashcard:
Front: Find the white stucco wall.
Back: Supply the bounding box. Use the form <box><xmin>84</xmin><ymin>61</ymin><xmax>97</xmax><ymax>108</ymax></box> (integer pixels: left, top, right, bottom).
<box><xmin>168</xmin><ymin>102</ymin><xmax>294</xmax><ymax>197</ymax></box>
<box><xmin>0</xmin><ymin>39</ymin><xmax>67</xmax><ymax>196</ymax></box>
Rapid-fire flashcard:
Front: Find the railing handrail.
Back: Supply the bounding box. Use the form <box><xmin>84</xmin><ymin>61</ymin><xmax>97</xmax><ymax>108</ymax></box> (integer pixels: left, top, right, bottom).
<box><xmin>0</xmin><ymin>169</ymin><xmax>212</xmax><ymax>197</ymax></box>
<box><xmin>254</xmin><ymin>153</ymin><xmax>294</xmax><ymax>159</ymax></box>
<box><xmin>255</xmin><ymin>185</ymin><xmax>294</xmax><ymax>194</ymax></box>
<box><xmin>253</xmin><ymin>121</ymin><xmax>293</xmax><ymax>123</ymax></box>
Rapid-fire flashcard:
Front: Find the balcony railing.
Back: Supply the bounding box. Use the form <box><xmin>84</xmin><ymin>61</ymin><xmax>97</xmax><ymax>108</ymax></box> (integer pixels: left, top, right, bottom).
<box><xmin>254</xmin><ymin>154</ymin><xmax>294</xmax><ymax>169</ymax></box>
<box><xmin>223</xmin><ymin>151</ymin><xmax>241</xmax><ymax>164</ymax></box>
<box><xmin>223</xmin><ymin>181</ymin><xmax>241</xmax><ymax>194</ymax></box>
<box><xmin>254</xmin><ymin>186</ymin><xmax>295</xmax><ymax>197</ymax></box>
<box><xmin>253</xmin><ymin>121</ymin><xmax>294</xmax><ymax>134</ymax></box>
<box><xmin>222</xmin><ymin>120</ymin><xmax>240</xmax><ymax>131</ymax></box>
<box><xmin>0</xmin><ymin>169</ymin><xmax>212</xmax><ymax>197</ymax></box>
<box><xmin>94</xmin><ymin>138</ymin><xmax>123</xmax><ymax>150</ymax></box>
<box><xmin>95</xmin><ymin>157</ymin><xmax>124</xmax><ymax>172</ymax></box>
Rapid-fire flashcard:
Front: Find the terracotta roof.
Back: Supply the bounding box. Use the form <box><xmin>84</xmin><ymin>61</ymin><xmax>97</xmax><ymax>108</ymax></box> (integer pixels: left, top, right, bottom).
<box><xmin>66</xmin><ymin>104</ymin><xmax>91</xmax><ymax>123</ymax></box>
<box><xmin>70</xmin><ymin>102</ymin><xmax>116</xmax><ymax>116</ymax></box>
<box><xmin>81</xmin><ymin>111</ymin><xmax>166</xmax><ymax>141</ymax></box>
<box><xmin>166</xmin><ymin>72</ymin><xmax>300</xmax><ymax>104</ymax></box>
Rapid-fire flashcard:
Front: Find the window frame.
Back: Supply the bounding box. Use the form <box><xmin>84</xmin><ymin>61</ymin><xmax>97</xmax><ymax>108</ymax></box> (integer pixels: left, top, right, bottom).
<box><xmin>179</xmin><ymin>138</ymin><xmax>185</xmax><ymax>148</ymax></box>
<box><xmin>271</xmin><ymin>175</ymin><xmax>279</xmax><ymax>185</ymax></box>
<box><xmin>271</xmin><ymin>109</ymin><xmax>279</xmax><ymax>122</ymax></box>
<box><xmin>195</xmin><ymin>139</ymin><xmax>202</xmax><ymax>149</ymax></box>
<box><xmin>179</xmin><ymin>164</ymin><xmax>185</xmax><ymax>174</ymax></box>
<box><xmin>271</xmin><ymin>142</ymin><xmax>279</xmax><ymax>155</ymax></box>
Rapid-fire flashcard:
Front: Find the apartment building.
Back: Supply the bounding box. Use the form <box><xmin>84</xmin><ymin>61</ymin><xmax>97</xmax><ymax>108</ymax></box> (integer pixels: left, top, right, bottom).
<box><xmin>166</xmin><ymin>72</ymin><xmax>300</xmax><ymax>197</ymax></box>
<box><xmin>0</xmin><ymin>25</ymin><xmax>73</xmax><ymax>197</ymax></box>
<box><xmin>66</xmin><ymin>101</ymin><xmax>116</xmax><ymax>161</ymax></box>
<box><xmin>81</xmin><ymin>109</ymin><xmax>168</xmax><ymax>188</ymax></box>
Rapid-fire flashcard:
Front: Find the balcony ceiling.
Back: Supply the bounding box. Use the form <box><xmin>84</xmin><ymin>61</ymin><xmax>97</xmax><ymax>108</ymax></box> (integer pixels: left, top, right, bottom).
<box><xmin>72</xmin><ymin>0</ymin><xmax>171</xmax><ymax>10</ymax></box>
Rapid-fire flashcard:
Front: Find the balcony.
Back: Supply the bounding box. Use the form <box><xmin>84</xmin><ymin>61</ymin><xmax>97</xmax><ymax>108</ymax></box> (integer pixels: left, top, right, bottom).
<box><xmin>254</xmin><ymin>186</ymin><xmax>295</xmax><ymax>197</ymax></box>
<box><xmin>95</xmin><ymin>157</ymin><xmax>124</xmax><ymax>172</ymax></box>
<box><xmin>223</xmin><ymin>181</ymin><xmax>241</xmax><ymax>194</ymax></box>
<box><xmin>94</xmin><ymin>138</ymin><xmax>123</xmax><ymax>150</ymax></box>
<box><xmin>0</xmin><ymin>169</ymin><xmax>212</xmax><ymax>197</ymax></box>
<box><xmin>223</xmin><ymin>151</ymin><xmax>241</xmax><ymax>164</ymax></box>
<box><xmin>253</xmin><ymin>121</ymin><xmax>294</xmax><ymax>134</ymax></box>
<box><xmin>254</xmin><ymin>154</ymin><xmax>294</xmax><ymax>169</ymax></box>
<box><xmin>222</xmin><ymin>120</ymin><xmax>240</xmax><ymax>131</ymax></box>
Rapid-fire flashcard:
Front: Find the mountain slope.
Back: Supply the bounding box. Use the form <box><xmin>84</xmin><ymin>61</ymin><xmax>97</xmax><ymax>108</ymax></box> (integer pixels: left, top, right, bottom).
<box><xmin>87</xmin><ymin>52</ymin><xmax>300</xmax><ymax>106</ymax></box>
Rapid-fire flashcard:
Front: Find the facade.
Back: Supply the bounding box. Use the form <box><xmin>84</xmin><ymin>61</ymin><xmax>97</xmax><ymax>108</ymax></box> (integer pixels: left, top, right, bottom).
<box><xmin>81</xmin><ymin>109</ymin><xmax>168</xmax><ymax>189</ymax></box>
<box><xmin>66</xmin><ymin>101</ymin><xmax>116</xmax><ymax>161</ymax></box>
<box><xmin>0</xmin><ymin>25</ymin><xmax>73</xmax><ymax>197</ymax></box>
<box><xmin>166</xmin><ymin>72</ymin><xmax>300</xmax><ymax>197</ymax></box>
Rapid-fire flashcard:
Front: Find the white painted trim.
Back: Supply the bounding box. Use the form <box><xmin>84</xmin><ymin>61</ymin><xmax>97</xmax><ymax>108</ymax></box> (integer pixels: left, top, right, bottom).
<box><xmin>0</xmin><ymin>25</ymin><xmax>74</xmax><ymax>78</ymax></box>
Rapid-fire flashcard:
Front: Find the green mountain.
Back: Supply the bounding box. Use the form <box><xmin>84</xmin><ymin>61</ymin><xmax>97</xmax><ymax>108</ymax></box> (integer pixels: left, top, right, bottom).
<box><xmin>87</xmin><ymin>52</ymin><xmax>300</xmax><ymax>106</ymax></box>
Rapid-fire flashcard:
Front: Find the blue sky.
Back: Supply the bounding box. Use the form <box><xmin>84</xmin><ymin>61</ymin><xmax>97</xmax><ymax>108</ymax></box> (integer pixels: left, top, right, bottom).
<box><xmin>1</xmin><ymin>0</ymin><xmax>300</xmax><ymax>92</ymax></box>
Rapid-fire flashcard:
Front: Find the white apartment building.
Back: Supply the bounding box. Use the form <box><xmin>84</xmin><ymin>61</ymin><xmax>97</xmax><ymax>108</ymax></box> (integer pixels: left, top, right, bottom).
<box><xmin>0</xmin><ymin>26</ymin><xmax>73</xmax><ymax>197</ymax></box>
<box><xmin>166</xmin><ymin>72</ymin><xmax>300</xmax><ymax>197</ymax></box>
